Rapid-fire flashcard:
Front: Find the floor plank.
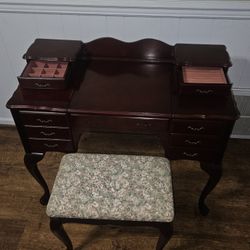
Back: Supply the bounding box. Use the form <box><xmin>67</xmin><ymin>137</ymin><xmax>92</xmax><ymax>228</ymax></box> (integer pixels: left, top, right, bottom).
<box><xmin>0</xmin><ymin>126</ymin><xmax>250</xmax><ymax>250</ymax></box>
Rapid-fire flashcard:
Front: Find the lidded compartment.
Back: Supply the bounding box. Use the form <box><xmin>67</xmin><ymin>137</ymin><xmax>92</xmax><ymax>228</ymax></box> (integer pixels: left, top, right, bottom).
<box><xmin>18</xmin><ymin>39</ymin><xmax>85</xmax><ymax>89</ymax></box>
<box><xmin>175</xmin><ymin>44</ymin><xmax>232</xmax><ymax>96</ymax></box>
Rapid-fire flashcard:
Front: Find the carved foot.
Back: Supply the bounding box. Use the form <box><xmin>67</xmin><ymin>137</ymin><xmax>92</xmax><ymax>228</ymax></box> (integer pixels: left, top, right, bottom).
<box><xmin>199</xmin><ymin>162</ymin><xmax>222</xmax><ymax>216</ymax></box>
<box><xmin>40</xmin><ymin>192</ymin><xmax>50</xmax><ymax>206</ymax></box>
<box><xmin>198</xmin><ymin>202</ymin><xmax>210</xmax><ymax>216</ymax></box>
<box><xmin>24</xmin><ymin>153</ymin><xmax>50</xmax><ymax>205</ymax></box>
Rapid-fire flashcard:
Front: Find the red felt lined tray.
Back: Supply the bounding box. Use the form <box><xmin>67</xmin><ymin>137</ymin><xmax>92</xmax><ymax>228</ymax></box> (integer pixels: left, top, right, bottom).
<box><xmin>23</xmin><ymin>60</ymin><xmax>68</xmax><ymax>78</ymax></box>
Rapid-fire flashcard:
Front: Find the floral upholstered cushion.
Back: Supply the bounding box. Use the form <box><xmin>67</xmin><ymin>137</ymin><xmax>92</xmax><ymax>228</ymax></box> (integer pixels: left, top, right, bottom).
<box><xmin>46</xmin><ymin>153</ymin><xmax>174</xmax><ymax>222</ymax></box>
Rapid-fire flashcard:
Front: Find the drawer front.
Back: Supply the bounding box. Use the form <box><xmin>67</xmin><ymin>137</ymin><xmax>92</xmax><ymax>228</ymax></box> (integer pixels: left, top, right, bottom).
<box><xmin>20</xmin><ymin>111</ymin><xmax>69</xmax><ymax>127</ymax></box>
<box><xmin>170</xmin><ymin>133</ymin><xmax>223</xmax><ymax>148</ymax></box>
<box><xmin>71</xmin><ymin>115</ymin><xmax>169</xmax><ymax>134</ymax></box>
<box><xmin>28</xmin><ymin>139</ymin><xmax>74</xmax><ymax>152</ymax></box>
<box><xmin>24</xmin><ymin>126</ymin><xmax>71</xmax><ymax>139</ymax></box>
<box><xmin>179</xmin><ymin>83</ymin><xmax>231</xmax><ymax>96</ymax></box>
<box><xmin>18</xmin><ymin>77</ymin><xmax>67</xmax><ymax>90</ymax></box>
<box><xmin>170</xmin><ymin>120</ymin><xmax>228</xmax><ymax>135</ymax></box>
<box><xmin>167</xmin><ymin>146</ymin><xmax>223</xmax><ymax>162</ymax></box>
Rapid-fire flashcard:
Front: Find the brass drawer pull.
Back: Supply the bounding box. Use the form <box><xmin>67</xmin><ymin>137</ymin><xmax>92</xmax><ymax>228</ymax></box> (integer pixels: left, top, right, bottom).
<box><xmin>136</xmin><ymin>122</ymin><xmax>152</xmax><ymax>128</ymax></box>
<box><xmin>187</xmin><ymin>126</ymin><xmax>204</xmax><ymax>132</ymax></box>
<box><xmin>196</xmin><ymin>89</ymin><xmax>213</xmax><ymax>94</ymax></box>
<box><xmin>35</xmin><ymin>83</ymin><xmax>51</xmax><ymax>88</ymax></box>
<box><xmin>185</xmin><ymin>139</ymin><xmax>200</xmax><ymax>145</ymax></box>
<box><xmin>183</xmin><ymin>152</ymin><xmax>198</xmax><ymax>157</ymax></box>
<box><xmin>36</xmin><ymin>118</ymin><xmax>53</xmax><ymax>124</ymax></box>
<box><xmin>40</xmin><ymin>131</ymin><xmax>56</xmax><ymax>136</ymax></box>
<box><xmin>44</xmin><ymin>143</ymin><xmax>58</xmax><ymax>148</ymax></box>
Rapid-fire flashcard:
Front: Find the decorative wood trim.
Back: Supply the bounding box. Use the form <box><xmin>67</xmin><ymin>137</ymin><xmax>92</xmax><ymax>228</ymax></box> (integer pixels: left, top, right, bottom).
<box><xmin>1</xmin><ymin>0</ymin><xmax>250</xmax><ymax>19</ymax></box>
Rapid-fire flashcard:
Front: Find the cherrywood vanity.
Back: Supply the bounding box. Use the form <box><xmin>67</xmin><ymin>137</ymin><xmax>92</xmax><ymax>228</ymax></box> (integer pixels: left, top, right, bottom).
<box><xmin>6</xmin><ymin>38</ymin><xmax>239</xmax><ymax>215</ymax></box>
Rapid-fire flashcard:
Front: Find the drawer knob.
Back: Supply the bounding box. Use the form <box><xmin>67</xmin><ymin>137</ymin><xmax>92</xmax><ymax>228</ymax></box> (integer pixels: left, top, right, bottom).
<box><xmin>187</xmin><ymin>126</ymin><xmax>204</xmax><ymax>132</ymax></box>
<box><xmin>183</xmin><ymin>152</ymin><xmax>198</xmax><ymax>157</ymax></box>
<box><xmin>196</xmin><ymin>89</ymin><xmax>213</xmax><ymax>94</ymax></box>
<box><xmin>40</xmin><ymin>131</ymin><xmax>56</xmax><ymax>137</ymax></box>
<box><xmin>44</xmin><ymin>143</ymin><xmax>58</xmax><ymax>148</ymax></box>
<box><xmin>36</xmin><ymin>118</ymin><xmax>53</xmax><ymax>124</ymax></box>
<box><xmin>35</xmin><ymin>83</ymin><xmax>51</xmax><ymax>88</ymax></box>
<box><xmin>185</xmin><ymin>139</ymin><xmax>200</xmax><ymax>145</ymax></box>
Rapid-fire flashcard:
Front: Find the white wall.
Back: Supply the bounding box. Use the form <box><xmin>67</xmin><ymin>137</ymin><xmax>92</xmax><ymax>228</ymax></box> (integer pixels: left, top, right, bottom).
<box><xmin>1</xmin><ymin>1</ymin><xmax>250</xmax><ymax>134</ymax></box>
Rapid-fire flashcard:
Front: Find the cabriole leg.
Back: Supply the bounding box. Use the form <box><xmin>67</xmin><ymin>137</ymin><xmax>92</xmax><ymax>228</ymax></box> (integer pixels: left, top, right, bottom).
<box><xmin>199</xmin><ymin>162</ymin><xmax>222</xmax><ymax>216</ymax></box>
<box><xmin>156</xmin><ymin>223</ymin><xmax>173</xmax><ymax>250</ymax></box>
<box><xmin>50</xmin><ymin>218</ymin><xmax>73</xmax><ymax>250</ymax></box>
<box><xmin>24</xmin><ymin>152</ymin><xmax>49</xmax><ymax>205</ymax></box>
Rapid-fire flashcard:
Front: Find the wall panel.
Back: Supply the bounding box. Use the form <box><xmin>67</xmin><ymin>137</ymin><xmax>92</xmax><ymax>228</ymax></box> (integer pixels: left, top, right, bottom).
<box><xmin>0</xmin><ymin>2</ymin><xmax>250</xmax><ymax>137</ymax></box>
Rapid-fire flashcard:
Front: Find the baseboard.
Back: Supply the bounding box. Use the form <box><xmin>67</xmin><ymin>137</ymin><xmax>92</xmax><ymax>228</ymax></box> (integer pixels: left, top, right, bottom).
<box><xmin>231</xmin><ymin>134</ymin><xmax>250</xmax><ymax>139</ymax></box>
<box><xmin>0</xmin><ymin>117</ymin><xmax>15</xmax><ymax>125</ymax></box>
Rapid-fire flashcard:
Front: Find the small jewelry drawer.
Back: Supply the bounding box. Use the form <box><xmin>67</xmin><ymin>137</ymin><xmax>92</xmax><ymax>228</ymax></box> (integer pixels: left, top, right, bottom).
<box><xmin>167</xmin><ymin>146</ymin><xmax>222</xmax><ymax>162</ymax></box>
<box><xmin>71</xmin><ymin>114</ymin><xmax>169</xmax><ymax>134</ymax></box>
<box><xmin>19</xmin><ymin>111</ymin><xmax>69</xmax><ymax>127</ymax></box>
<box><xmin>177</xmin><ymin>66</ymin><xmax>232</xmax><ymax>96</ymax></box>
<box><xmin>170</xmin><ymin>119</ymin><xmax>228</xmax><ymax>135</ymax></box>
<box><xmin>24</xmin><ymin>126</ymin><xmax>71</xmax><ymax>139</ymax></box>
<box><xmin>28</xmin><ymin>139</ymin><xmax>74</xmax><ymax>153</ymax></box>
<box><xmin>169</xmin><ymin>133</ymin><xmax>222</xmax><ymax>148</ymax></box>
<box><xmin>18</xmin><ymin>60</ymin><xmax>70</xmax><ymax>89</ymax></box>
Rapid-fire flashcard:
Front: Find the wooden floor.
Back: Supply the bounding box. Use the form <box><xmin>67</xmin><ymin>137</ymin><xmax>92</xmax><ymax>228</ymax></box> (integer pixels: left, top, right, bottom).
<box><xmin>0</xmin><ymin>126</ymin><xmax>250</xmax><ymax>250</ymax></box>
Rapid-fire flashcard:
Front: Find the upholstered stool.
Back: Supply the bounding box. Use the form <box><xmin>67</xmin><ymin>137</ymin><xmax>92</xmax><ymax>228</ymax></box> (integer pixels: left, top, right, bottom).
<box><xmin>46</xmin><ymin>153</ymin><xmax>174</xmax><ymax>250</ymax></box>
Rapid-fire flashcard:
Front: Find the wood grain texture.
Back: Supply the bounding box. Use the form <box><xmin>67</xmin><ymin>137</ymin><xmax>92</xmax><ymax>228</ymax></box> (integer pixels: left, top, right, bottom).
<box><xmin>0</xmin><ymin>126</ymin><xmax>250</xmax><ymax>250</ymax></box>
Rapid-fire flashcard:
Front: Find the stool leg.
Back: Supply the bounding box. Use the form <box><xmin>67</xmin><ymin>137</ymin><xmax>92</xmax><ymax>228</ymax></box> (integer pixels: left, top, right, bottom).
<box><xmin>156</xmin><ymin>223</ymin><xmax>173</xmax><ymax>250</ymax></box>
<box><xmin>50</xmin><ymin>218</ymin><xmax>73</xmax><ymax>250</ymax></box>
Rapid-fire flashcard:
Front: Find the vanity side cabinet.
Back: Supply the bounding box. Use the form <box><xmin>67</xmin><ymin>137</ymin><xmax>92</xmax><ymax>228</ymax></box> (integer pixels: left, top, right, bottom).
<box><xmin>10</xmin><ymin>109</ymin><xmax>77</xmax><ymax>153</ymax></box>
<box><xmin>174</xmin><ymin>44</ymin><xmax>232</xmax><ymax>96</ymax></box>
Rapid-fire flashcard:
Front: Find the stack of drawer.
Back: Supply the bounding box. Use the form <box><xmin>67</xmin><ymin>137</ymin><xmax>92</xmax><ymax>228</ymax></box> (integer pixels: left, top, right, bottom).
<box><xmin>168</xmin><ymin>119</ymin><xmax>230</xmax><ymax>162</ymax></box>
<box><xmin>19</xmin><ymin>111</ymin><xmax>75</xmax><ymax>153</ymax></box>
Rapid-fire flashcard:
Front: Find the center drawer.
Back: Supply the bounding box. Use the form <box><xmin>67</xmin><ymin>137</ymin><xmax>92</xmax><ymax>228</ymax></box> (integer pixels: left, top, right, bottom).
<box><xmin>71</xmin><ymin>114</ymin><xmax>169</xmax><ymax>134</ymax></box>
<box><xmin>19</xmin><ymin>111</ymin><xmax>69</xmax><ymax>127</ymax></box>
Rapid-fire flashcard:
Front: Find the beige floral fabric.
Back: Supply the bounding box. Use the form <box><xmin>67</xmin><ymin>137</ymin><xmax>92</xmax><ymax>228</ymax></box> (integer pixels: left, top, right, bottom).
<box><xmin>46</xmin><ymin>153</ymin><xmax>174</xmax><ymax>222</ymax></box>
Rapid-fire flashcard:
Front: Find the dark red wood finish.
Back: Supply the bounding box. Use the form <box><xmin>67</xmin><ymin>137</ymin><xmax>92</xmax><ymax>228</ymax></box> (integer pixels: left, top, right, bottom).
<box><xmin>6</xmin><ymin>38</ymin><xmax>239</xmax><ymax>215</ymax></box>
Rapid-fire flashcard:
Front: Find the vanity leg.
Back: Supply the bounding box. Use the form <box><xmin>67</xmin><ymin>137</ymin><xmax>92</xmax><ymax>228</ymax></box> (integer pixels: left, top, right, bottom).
<box><xmin>199</xmin><ymin>162</ymin><xmax>222</xmax><ymax>216</ymax></box>
<box><xmin>159</xmin><ymin>134</ymin><xmax>169</xmax><ymax>158</ymax></box>
<box><xmin>24</xmin><ymin>153</ymin><xmax>50</xmax><ymax>205</ymax></box>
<box><xmin>50</xmin><ymin>218</ymin><xmax>73</xmax><ymax>250</ymax></box>
<box><xmin>156</xmin><ymin>223</ymin><xmax>173</xmax><ymax>250</ymax></box>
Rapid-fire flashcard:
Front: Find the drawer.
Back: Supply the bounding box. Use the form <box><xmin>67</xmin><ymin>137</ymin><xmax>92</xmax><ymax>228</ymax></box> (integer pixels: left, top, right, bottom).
<box><xmin>170</xmin><ymin>119</ymin><xmax>228</xmax><ymax>135</ymax></box>
<box><xmin>167</xmin><ymin>146</ymin><xmax>223</xmax><ymax>162</ymax></box>
<box><xmin>71</xmin><ymin>114</ymin><xmax>169</xmax><ymax>134</ymax></box>
<box><xmin>170</xmin><ymin>133</ymin><xmax>223</xmax><ymax>148</ymax></box>
<box><xmin>24</xmin><ymin>126</ymin><xmax>71</xmax><ymax>139</ymax></box>
<box><xmin>18</xmin><ymin>60</ymin><xmax>70</xmax><ymax>90</ymax></box>
<box><xmin>179</xmin><ymin>83</ymin><xmax>231</xmax><ymax>96</ymax></box>
<box><xmin>177</xmin><ymin>66</ymin><xmax>232</xmax><ymax>96</ymax></box>
<box><xmin>19</xmin><ymin>111</ymin><xmax>69</xmax><ymax>127</ymax></box>
<box><xmin>28</xmin><ymin>139</ymin><xmax>74</xmax><ymax>152</ymax></box>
